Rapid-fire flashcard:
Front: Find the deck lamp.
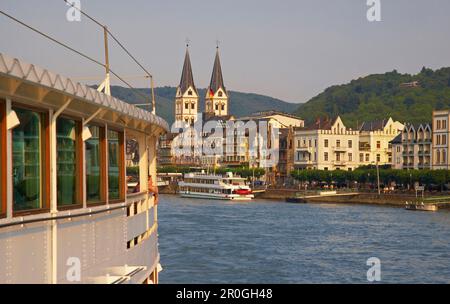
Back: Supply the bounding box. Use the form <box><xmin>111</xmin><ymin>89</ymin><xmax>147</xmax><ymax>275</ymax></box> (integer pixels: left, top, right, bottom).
<box><xmin>82</xmin><ymin>125</ymin><xmax>92</xmax><ymax>141</ymax></box>
<box><xmin>6</xmin><ymin>109</ymin><xmax>20</xmax><ymax>130</ymax></box>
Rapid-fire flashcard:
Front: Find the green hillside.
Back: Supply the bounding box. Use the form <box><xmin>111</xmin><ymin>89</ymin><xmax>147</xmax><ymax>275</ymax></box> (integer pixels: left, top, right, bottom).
<box><xmin>109</xmin><ymin>86</ymin><xmax>298</xmax><ymax>125</ymax></box>
<box><xmin>295</xmin><ymin>67</ymin><xmax>450</xmax><ymax>128</ymax></box>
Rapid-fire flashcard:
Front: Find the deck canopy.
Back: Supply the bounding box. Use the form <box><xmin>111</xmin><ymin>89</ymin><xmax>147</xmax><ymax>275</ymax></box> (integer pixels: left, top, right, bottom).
<box><xmin>0</xmin><ymin>53</ymin><xmax>169</xmax><ymax>134</ymax></box>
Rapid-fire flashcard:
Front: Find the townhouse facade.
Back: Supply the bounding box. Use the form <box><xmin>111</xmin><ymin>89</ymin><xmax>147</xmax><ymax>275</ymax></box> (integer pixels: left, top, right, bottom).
<box><xmin>294</xmin><ymin>117</ymin><xmax>360</xmax><ymax>171</ymax></box>
<box><xmin>432</xmin><ymin>110</ymin><xmax>450</xmax><ymax>169</ymax></box>
<box><xmin>358</xmin><ymin>118</ymin><xmax>404</xmax><ymax>166</ymax></box>
<box><xmin>391</xmin><ymin>123</ymin><xmax>432</xmax><ymax>170</ymax></box>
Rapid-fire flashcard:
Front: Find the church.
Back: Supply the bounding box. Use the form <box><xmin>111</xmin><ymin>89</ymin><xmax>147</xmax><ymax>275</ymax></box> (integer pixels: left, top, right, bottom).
<box><xmin>175</xmin><ymin>45</ymin><xmax>230</xmax><ymax>125</ymax></box>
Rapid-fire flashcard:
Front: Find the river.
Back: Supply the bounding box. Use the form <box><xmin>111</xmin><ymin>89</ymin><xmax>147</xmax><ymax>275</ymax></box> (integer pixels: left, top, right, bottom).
<box><xmin>158</xmin><ymin>194</ymin><xmax>450</xmax><ymax>283</ymax></box>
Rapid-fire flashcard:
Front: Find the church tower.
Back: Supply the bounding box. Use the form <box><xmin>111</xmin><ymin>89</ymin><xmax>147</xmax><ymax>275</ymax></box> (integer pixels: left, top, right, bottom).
<box><xmin>175</xmin><ymin>45</ymin><xmax>198</xmax><ymax>124</ymax></box>
<box><xmin>205</xmin><ymin>47</ymin><xmax>228</xmax><ymax>117</ymax></box>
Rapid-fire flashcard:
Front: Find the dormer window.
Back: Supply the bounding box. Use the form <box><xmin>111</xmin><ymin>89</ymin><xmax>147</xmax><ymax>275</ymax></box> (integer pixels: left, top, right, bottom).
<box><xmin>188</xmin><ymin>90</ymin><xmax>193</xmax><ymax>96</ymax></box>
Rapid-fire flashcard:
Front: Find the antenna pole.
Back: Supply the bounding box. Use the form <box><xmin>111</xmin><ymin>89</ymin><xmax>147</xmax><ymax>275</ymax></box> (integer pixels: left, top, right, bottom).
<box><xmin>150</xmin><ymin>76</ymin><xmax>156</xmax><ymax>114</ymax></box>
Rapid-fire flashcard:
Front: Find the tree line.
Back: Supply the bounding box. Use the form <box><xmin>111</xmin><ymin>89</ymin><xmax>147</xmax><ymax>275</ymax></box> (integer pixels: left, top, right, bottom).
<box><xmin>291</xmin><ymin>167</ymin><xmax>450</xmax><ymax>190</ymax></box>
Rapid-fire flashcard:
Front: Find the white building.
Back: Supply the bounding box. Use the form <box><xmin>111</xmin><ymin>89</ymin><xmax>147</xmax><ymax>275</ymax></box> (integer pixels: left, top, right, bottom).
<box><xmin>294</xmin><ymin>116</ymin><xmax>360</xmax><ymax>171</ymax></box>
<box><xmin>358</xmin><ymin>118</ymin><xmax>404</xmax><ymax>166</ymax></box>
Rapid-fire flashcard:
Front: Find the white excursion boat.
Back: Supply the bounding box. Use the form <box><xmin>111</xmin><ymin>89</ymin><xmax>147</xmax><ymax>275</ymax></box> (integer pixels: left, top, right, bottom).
<box><xmin>178</xmin><ymin>172</ymin><xmax>254</xmax><ymax>200</ymax></box>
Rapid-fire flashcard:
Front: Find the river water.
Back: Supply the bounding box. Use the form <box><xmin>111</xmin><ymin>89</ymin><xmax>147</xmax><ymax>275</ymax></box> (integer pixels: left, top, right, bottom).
<box><xmin>158</xmin><ymin>194</ymin><xmax>450</xmax><ymax>283</ymax></box>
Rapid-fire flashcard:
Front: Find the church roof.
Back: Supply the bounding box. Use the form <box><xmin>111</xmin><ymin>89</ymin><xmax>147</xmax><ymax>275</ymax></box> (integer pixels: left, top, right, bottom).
<box><xmin>208</xmin><ymin>48</ymin><xmax>226</xmax><ymax>94</ymax></box>
<box><xmin>179</xmin><ymin>47</ymin><xmax>197</xmax><ymax>94</ymax></box>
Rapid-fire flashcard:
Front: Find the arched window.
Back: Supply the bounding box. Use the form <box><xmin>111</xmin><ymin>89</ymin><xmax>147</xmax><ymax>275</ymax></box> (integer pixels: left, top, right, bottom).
<box><xmin>218</xmin><ymin>91</ymin><xmax>223</xmax><ymax>97</ymax></box>
<box><xmin>188</xmin><ymin>90</ymin><xmax>193</xmax><ymax>96</ymax></box>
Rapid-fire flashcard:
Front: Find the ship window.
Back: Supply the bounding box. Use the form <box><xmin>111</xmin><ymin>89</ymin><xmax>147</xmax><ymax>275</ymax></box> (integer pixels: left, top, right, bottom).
<box><xmin>108</xmin><ymin>129</ymin><xmax>125</xmax><ymax>201</ymax></box>
<box><xmin>0</xmin><ymin>100</ymin><xmax>6</xmax><ymax>216</ymax></box>
<box><xmin>57</xmin><ymin>117</ymin><xmax>82</xmax><ymax>208</ymax></box>
<box><xmin>12</xmin><ymin>106</ymin><xmax>50</xmax><ymax>214</ymax></box>
<box><xmin>85</xmin><ymin>125</ymin><xmax>106</xmax><ymax>204</ymax></box>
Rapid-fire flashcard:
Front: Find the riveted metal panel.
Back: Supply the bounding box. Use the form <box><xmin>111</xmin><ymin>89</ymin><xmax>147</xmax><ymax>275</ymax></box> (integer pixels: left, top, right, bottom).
<box><xmin>0</xmin><ymin>222</ymin><xmax>51</xmax><ymax>284</ymax></box>
<box><xmin>127</xmin><ymin>211</ymin><xmax>147</xmax><ymax>241</ymax></box>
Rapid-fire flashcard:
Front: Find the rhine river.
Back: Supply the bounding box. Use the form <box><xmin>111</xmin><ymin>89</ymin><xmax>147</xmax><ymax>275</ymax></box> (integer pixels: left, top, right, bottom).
<box><xmin>158</xmin><ymin>194</ymin><xmax>450</xmax><ymax>283</ymax></box>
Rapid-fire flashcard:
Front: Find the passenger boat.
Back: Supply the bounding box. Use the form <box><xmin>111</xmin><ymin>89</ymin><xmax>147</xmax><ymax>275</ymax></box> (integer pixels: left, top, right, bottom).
<box><xmin>178</xmin><ymin>172</ymin><xmax>254</xmax><ymax>200</ymax></box>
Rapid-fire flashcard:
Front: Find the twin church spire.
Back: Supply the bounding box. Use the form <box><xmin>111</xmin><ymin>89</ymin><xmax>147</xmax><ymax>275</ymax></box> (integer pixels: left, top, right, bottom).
<box><xmin>175</xmin><ymin>45</ymin><xmax>228</xmax><ymax>124</ymax></box>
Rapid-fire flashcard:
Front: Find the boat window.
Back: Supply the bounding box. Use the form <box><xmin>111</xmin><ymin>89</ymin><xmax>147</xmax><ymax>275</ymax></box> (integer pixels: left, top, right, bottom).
<box><xmin>57</xmin><ymin>117</ymin><xmax>82</xmax><ymax>207</ymax></box>
<box><xmin>108</xmin><ymin>129</ymin><xmax>124</xmax><ymax>201</ymax></box>
<box><xmin>86</xmin><ymin>125</ymin><xmax>106</xmax><ymax>204</ymax></box>
<box><xmin>0</xmin><ymin>100</ymin><xmax>6</xmax><ymax>216</ymax></box>
<box><xmin>12</xmin><ymin>106</ymin><xmax>50</xmax><ymax>214</ymax></box>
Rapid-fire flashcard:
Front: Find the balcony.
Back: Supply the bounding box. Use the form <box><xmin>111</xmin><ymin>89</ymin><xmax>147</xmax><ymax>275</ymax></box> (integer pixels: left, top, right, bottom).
<box><xmin>333</xmin><ymin>160</ymin><xmax>346</xmax><ymax>166</ymax></box>
<box><xmin>332</xmin><ymin>146</ymin><xmax>348</xmax><ymax>152</ymax></box>
<box><xmin>296</xmin><ymin>145</ymin><xmax>313</xmax><ymax>153</ymax></box>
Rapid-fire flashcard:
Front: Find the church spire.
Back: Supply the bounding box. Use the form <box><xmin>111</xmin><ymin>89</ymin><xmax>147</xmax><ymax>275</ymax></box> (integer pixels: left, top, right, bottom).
<box><xmin>179</xmin><ymin>45</ymin><xmax>196</xmax><ymax>94</ymax></box>
<box><xmin>208</xmin><ymin>46</ymin><xmax>226</xmax><ymax>95</ymax></box>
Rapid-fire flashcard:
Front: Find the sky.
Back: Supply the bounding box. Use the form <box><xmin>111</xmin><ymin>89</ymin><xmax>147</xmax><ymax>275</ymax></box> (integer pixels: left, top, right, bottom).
<box><xmin>1</xmin><ymin>0</ymin><xmax>450</xmax><ymax>103</ymax></box>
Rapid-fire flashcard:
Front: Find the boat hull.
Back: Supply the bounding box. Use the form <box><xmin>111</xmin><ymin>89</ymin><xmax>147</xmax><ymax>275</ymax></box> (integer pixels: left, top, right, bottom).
<box><xmin>179</xmin><ymin>192</ymin><xmax>254</xmax><ymax>201</ymax></box>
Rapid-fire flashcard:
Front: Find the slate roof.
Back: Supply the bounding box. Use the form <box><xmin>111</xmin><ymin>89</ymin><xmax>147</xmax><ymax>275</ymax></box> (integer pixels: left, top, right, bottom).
<box><xmin>208</xmin><ymin>48</ymin><xmax>226</xmax><ymax>94</ymax></box>
<box><xmin>179</xmin><ymin>47</ymin><xmax>197</xmax><ymax>94</ymax></box>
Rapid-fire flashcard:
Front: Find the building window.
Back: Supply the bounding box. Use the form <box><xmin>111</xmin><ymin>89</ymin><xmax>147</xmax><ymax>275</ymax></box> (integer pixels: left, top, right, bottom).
<box><xmin>108</xmin><ymin>130</ymin><xmax>124</xmax><ymax>201</ymax></box>
<box><xmin>437</xmin><ymin>150</ymin><xmax>440</xmax><ymax>164</ymax></box>
<box><xmin>215</xmin><ymin>104</ymin><xmax>219</xmax><ymax>111</ymax></box>
<box><xmin>12</xmin><ymin>107</ymin><xmax>50</xmax><ymax>214</ymax></box>
<box><xmin>85</xmin><ymin>125</ymin><xmax>106</xmax><ymax>204</ymax></box>
<box><xmin>324</xmin><ymin>152</ymin><xmax>328</xmax><ymax>161</ymax></box>
<box><xmin>348</xmin><ymin>153</ymin><xmax>352</xmax><ymax>162</ymax></box>
<box><xmin>185</xmin><ymin>103</ymin><xmax>189</xmax><ymax>109</ymax></box>
<box><xmin>437</xmin><ymin>120</ymin><xmax>441</xmax><ymax>130</ymax></box>
<box><xmin>336</xmin><ymin>153</ymin><xmax>340</xmax><ymax>161</ymax></box>
<box><xmin>359</xmin><ymin>153</ymin><xmax>363</xmax><ymax>162</ymax></box>
<box><xmin>324</xmin><ymin>139</ymin><xmax>328</xmax><ymax>148</ymax></box>
<box><xmin>218</xmin><ymin>91</ymin><xmax>223</xmax><ymax>97</ymax></box>
<box><xmin>191</xmin><ymin>103</ymin><xmax>195</xmax><ymax>110</ymax></box>
<box><xmin>336</xmin><ymin>140</ymin><xmax>340</xmax><ymax>148</ymax></box>
<box><xmin>308</xmin><ymin>139</ymin><xmax>312</xmax><ymax>147</ymax></box>
<box><xmin>348</xmin><ymin>140</ymin><xmax>352</xmax><ymax>148</ymax></box>
<box><xmin>221</xmin><ymin>104</ymin><xmax>225</xmax><ymax>111</ymax></box>
<box><xmin>0</xmin><ymin>100</ymin><xmax>6</xmax><ymax>216</ymax></box>
<box><xmin>57</xmin><ymin>117</ymin><xmax>82</xmax><ymax>207</ymax></box>
<box><xmin>442</xmin><ymin>150</ymin><xmax>446</xmax><ymax>164</ymax></box>
<box><xmin>376</xmin><ymin>154</ymin><xmax>381</xmax><ymax>162</ymax></box>
<box><xmin>376</xmin><ymin>141</ymin><xmax>381</xmax><ymax>149</ymax></box>
<box><xmin>365</xmin><ymin>154</ymin><xmax>369</xmax><ymax>162</ymax></box>
<box><xmin>188</xmin><ymin>90</ymin><xmax>193</xmax><ymax>96</ymax></box>
<box><xmin>443</xmin><ymin>135</ymin><xmax>447</xmax><ymax>145</ymax></box>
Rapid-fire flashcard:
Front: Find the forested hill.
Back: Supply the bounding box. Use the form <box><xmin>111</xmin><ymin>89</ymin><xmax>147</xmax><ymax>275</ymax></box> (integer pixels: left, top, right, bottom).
<box><xmin>294</xmin><ymin>67</ymin><xmax>450</xmax><ymax>128</ymax></box>
<box><xmin>109</xmin><ymin>86</ymin><xmax>298</xmax><ymax>125</ymax></box>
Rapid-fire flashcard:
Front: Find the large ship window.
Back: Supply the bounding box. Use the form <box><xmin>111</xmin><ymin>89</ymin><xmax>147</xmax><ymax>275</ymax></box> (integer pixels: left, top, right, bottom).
<box><xmin>57</xmin><ymin>117</ymin><xmax>82</xmax><ymax>208</ymax></box>
<box><xmin>0</xmin><ymin>100</ymin><xmax>6</xmax><ymax>217</ymax></box>
<box><xmin>85</xmin><ymin>125</ymin><xmax>106</xmax><ymax>204</ymax></box>
<box><xmin>12</xmin><ymin>106</ymin><xmax>50</xmax><ymax>214</ymax></box>
<box><xmin>108</xmin><ymin>129</ymin><xmax>125</xmax><ymax>201</ymax></box>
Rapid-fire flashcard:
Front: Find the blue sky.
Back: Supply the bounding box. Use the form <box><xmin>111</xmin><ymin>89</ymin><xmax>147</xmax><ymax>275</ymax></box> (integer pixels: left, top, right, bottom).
<box><xmin>1</xmin><ymin>0</ymin><xmax>450</xmax><ymax>103</ymax></box>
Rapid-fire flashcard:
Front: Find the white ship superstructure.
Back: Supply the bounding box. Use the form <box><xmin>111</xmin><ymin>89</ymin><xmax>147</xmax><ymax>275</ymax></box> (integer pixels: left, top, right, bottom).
<box><xmin>0</xmin><ymin>53</ymin><xmax>168</xmax><ymax>284</ymax></box>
